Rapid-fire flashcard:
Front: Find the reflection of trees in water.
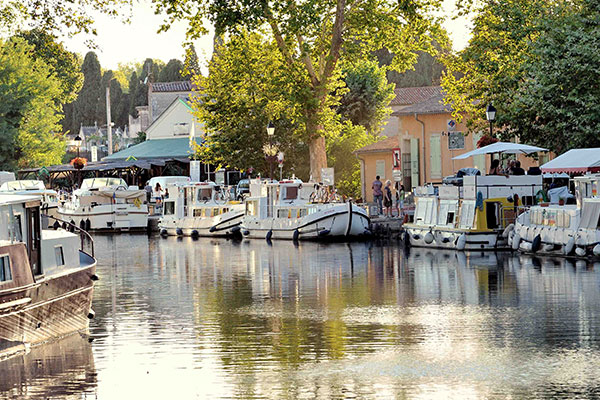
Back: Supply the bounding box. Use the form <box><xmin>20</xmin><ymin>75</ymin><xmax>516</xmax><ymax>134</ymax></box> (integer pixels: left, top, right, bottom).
<box><xmin>0</xmin><ymin>334</ymin><xmax>96</xmax><ymax>398</ymax></box>
<box><xmin>88</xmin><ymin>235</ymin><xmax>600</xmax><ymax>398</ymax></box>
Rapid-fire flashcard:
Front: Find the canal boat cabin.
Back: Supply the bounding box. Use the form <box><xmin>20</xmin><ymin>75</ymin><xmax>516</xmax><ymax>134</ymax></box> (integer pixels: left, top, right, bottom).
<box><xmin>159</xmin><ymin>181</ymin><xmax>245</xmax><ymax>237</ymax></box>
<box><xmin>404</xmin><ymin>175</ymin><xmax>543</xmax><ymax>250</ymax></box>
<box><xmin>58</xmin><ymin>178</ymin><xmax>148</xmax><ymax>231</ymax></box>
<box><xmin>240</xmin><ymin>179</ymin><xmax>370</xmax><ymax>240</ymax></box>
<box><xmin>0</xmin><ymin>194</ymin><xmax>97</xmax><ymax>358</ymax></box>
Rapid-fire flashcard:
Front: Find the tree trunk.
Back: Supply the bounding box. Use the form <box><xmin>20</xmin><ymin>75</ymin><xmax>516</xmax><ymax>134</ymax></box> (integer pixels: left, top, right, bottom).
<box><xmin>308</xmin><ymin>135</ymin><xmax>327</xmax><ymax>182</ymax></box>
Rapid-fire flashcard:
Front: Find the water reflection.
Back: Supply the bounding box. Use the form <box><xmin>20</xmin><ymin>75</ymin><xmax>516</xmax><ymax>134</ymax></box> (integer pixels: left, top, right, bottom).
<box><xmin>3</xmin><ymin>236</ymin><xmax>600</xmax><ymax>399</ymax></box>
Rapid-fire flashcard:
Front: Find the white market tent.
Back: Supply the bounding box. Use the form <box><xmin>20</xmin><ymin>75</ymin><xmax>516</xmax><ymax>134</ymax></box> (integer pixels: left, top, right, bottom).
<box><xmin>541</xmin><ymin>148</ymin><xmax>600</xmax><ymax>174</ymax></box>
<box><xmin>452</xmin><ymin>142</ymin><xmax>549</xmax><ymax>160</ymax></box>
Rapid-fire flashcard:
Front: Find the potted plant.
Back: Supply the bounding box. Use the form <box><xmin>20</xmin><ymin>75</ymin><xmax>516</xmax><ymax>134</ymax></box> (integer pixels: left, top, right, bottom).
<box><xmin>70</xmin><ymin>157</ymin><xmax>87</xmax><ymax>170</ymax></box>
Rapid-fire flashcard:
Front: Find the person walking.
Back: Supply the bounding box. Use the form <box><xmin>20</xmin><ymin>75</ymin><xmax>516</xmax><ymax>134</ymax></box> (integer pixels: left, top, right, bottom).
<box><xmin>372</xmin><ymin>175</ymin><xmax>383</xmax><ymax>215</ymax></box>
<box><xmin>383</xmin><ymin>180</ymin><xmax>393</xmax><ymax>217</ymax></box>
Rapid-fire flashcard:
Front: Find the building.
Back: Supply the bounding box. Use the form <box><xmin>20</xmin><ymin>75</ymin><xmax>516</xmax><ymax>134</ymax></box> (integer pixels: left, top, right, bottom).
<box><xmin>356</xmin><ymin>86</ymin><xmax>543</xmax><ymax>202</ymax></box>
<box><xmin>148</xmin><ymin>81</ymin><xmax>194</xmax><ymax>123</ymax></box>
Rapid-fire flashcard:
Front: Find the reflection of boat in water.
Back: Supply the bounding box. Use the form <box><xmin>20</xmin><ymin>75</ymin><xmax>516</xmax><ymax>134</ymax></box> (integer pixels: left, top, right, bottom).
<box><xmin>0</xmin><ymin>333</ymin><xmax>96</xmax><ymax>397</ymax></box>
<box><xmin>241</xmin><ymin>179</ymin><xmax>370</xmax><ymax>240</ymax></box>
<box><xmin>0</xmin><ymin>194</ymin><xmax>97</xmax><ymax>358</ymax></box>
<box><xmin>159</xmin><ymin>181</ymin><xmax>244</xmax><ymax>237</ymax></box>
<box><xmin>514</xmin><ymin>174</ymin><xmax>600</xmax><ymax>259</ymax></box>
<box><xmin>404</xmin><ymin>175</ymin><xmax>542</xmax><ymax>250</ymax></box>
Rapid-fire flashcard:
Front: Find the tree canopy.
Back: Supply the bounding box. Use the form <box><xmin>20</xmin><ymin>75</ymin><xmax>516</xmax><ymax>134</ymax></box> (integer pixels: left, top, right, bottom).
<box><xmin>155</xmin><ymin>0</ymin><xmax>446</xmax><ymax>180</ymax></box>
<box><xmin>0</xmin><ymin>38</ymin><xmax>65</xmax><ymax>170</ymax></box>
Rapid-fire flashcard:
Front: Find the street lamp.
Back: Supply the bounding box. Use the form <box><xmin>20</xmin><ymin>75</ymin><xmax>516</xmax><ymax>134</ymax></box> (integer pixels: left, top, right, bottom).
<box><xmin>277</xmin><ymin>151</ymin><xmax>284</xmax><ymax>180</ymax></box>
<box><xmin>486</xmin><ymin>103</ymin><xmax>496</xmax><ymax>137</ymax></box>
<box><xmin>74</xmin><ymin>135</ymin><xmax>82</xmax><ymax>157</ymax></box>
<box><xmin>266</xmin><ymin>121</ymin><xmax>275</xmax><ymax>180</ymax></box>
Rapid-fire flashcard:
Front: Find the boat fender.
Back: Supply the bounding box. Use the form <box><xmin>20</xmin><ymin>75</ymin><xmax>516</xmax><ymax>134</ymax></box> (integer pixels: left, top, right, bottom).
<box><xmin>231</xmin><ymin>226</ymin><xmax>241</xmax><ymax>233</ymax></box>
<box><xmin>266</xmin><ymin>230</ymin><xmax>273</xmax><ymax>241</ymax></box>
<box><xmin>508</xmin><ymin>231</ymin><xmax>514</xmax><ymax>247</ymax></box>
<box><xmin>531</xmin><ymin>235</ymin><xmax>542</xmax><ymax>253</ymax></box>
<box><xmin>424</xmin><ymin>232</ymin><xmax>434</xmax><ymax>244</ymax></box>
<box><xmin>87</xmin><ymin>309</ymin><xmax>95</xmax><ymax>320</ymax></box>
<box><xmin>62</xmin><ymin>222</ymin><xmax>67</xmax><ymax>230</ymax></box>
<box><xmin>79</xmin><ymin>219</ymin><xmax>86</xmax><ymax>230</ymax></box>
<box><xmin>476</xmin><ymin>191</ymin><xmax>484</xmax><ymax>211</ymax></box>
<box><xmin>85</xmin><ymin>219</ymin><xmax>91</xmax><ymax>231</ymax></box>
<box><xmin>412</xmin><ymin>234</ymin><xmax>421</xmax><ymax>241</ymax></box>
<box><xmin>564</xmin><ymin>237</ymin><xmax>575</xmax><ymax>255</ymax></box>
<box><xmin>160</xmin><ymin>229</ymin><xmax>168</xmax><ymax>236</ymax></box>
<box><xmin>191</xmin><ymin>230</ymin><xmax>199</xmax><ymax>237</ymax></box>
<box><xmin>520</xmin><ymin>241</ymin><xmax>532</xmax><ymax>252</ymax></box>
<box><xmin>502</xmin><ymin>224</ymin><xmax>514</xmax><ymax>238</ymax></box>
<box><xmin>456</xmin><ymin>234</ymin><xmax>467</xmax><ymax>251</ymax></box>
<box><xmin>575</xmin><ymin>247</ymin><xmax>587</xmax><ymax>257</ymax></box>
<box><xmin>512</xmin><ymin>233</ymin><xmax>521</xmax><ymax>250</ymax></box>
<box><xmin>90</xmin><ymin>274</ymin><xmax>99</xmax><ymax>281</ymax></box>
<box><xmin>209</xmin><ymin>226</ymin><xmax>217</xmax><ymax>233</ymax></box>
<box><xmin>318</xmin><ymin>229</ymin><xmax>331</xmax><ymax>237</ymax></box>
<box><xmin>293</xmin><ymin>230</ymin><xmax>300</xmax><ymax>241</ymax></box>
<box><xmin>243</xmin><ymin>230</ymin><xmax>250</xmax><ymax>236</ymax></box>
<box><xmin>176</xmin><ymin>228</ymin><xmax>183</xmax><ymax>236</ymax></box>
<box><xmin>69</xmin><ymin>220</ymin><xmax>75</xmax><ymax>232</ymax></box>
<box><xmin>441</xmin><ymin>237</ymin><xmax>450</xmax><ymax>243</ymax></box>
<box><xmin>593</xmin><ymin>243</ymin><xmax>600</xmax><ymax>256</ymax></box>
<box><xmin>53</xmin><ymin>221</ymin><xmax>60</xmax><ymax>230</ymax></box>
<box><xmin>543</xmin><ymin>244</ymin><xmax>555</xmax><ymax>252</ymax></box>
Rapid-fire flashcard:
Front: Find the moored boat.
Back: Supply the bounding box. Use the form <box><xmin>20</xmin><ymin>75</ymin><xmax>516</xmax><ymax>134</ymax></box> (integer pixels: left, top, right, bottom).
<box><xmin>58</xmin><ymin>177</ymin><xmax>148</xmax><ymax>231</ymax></box>
<box><xmin>513</xmin><ymin>174</ymin><xmax>600</xmax><ymax>258</ymax></box>
<box><xmin>240</xmin><ymin>179</ymin><xmax>370</xmax><ymax>240</ymax></box>
<box><xmin>403</xmin><ymin>175</ymin><xmax>543</xmax><ymax>250</ymax></box>
<box><xmin>0</xmin><ymin>180</ymin><xmax>60</xmax><ymax>226</ymax></box>
<box><xmin>159</xmin><ymin>181</ymin><xmax>244</xmax><ymax>237</ymax></box>
<box><xmin>0</xmin><ymin>194</ymin><xmax>97</xmax><ymax>358</ymax></box>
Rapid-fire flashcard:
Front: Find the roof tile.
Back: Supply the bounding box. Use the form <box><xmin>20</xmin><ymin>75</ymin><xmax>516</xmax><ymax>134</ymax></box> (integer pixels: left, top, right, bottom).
<box><xmin>151</xmin><ymin>81</ymin><xmax>193</xmax><ymax>92</ymax></box>
<box><xmin>354</xmin><ymin>136</ymin><xmax>399</xmax><ymax>154</ymax></box>
<box><xmin>390</xmin><ymin>86</ymin><xmax>442</xmax><ymax>106</ymax></box>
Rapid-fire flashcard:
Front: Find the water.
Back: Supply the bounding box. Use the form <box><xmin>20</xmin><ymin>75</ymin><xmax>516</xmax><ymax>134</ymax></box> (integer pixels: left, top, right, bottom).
<box><xmin>2</xmin><ymin>235</ymin><xmax>600</xmax><ymax>399</ymax></box>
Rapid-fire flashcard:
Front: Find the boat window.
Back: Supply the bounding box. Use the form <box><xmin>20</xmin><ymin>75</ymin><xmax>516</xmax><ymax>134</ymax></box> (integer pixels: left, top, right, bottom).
<box><xmin>193</xmin><ymin>208</ymin><xmax>202</xmax><ymax>217</ymax></box>
<box><xmin>246</xmin><ymin>201</ymin><xmax>257</xmax><ymax>216</ymax></box>
<box><xmin>486</xmin><ymin>202</ymin><xmax>499</xmax><ymax>229</ymax></box>
<box><xmin>197</xmin><ymin>188</ymin><xmax>212</xmax><ymax>201</ymax></box>
<box><xmin>277</xmin><ymin>209</ymin><xmax>288</xmax><ymax>219</ymax></box>
<box><xmin>459</xmin><ymin>201</ymin><xmax>476</xmax><ymax>229</ymax></box>
<box><xmin>446</xmin><ymin>212</ymin><xmax>455</xmax><ymax>225</ymax></box>
<box><xmin>283</xmin><ymin>186</ymin><xmax>299</xmax><ymax>200</ymax></box>
<box><xmin>222</xmin><ymin>208</ymin><xmax>229</xmax><ymax>213</ymax></box>
<box><xmin>54</xmin><ymin>246</ymin><xmax>65</xmax><ymax>266</ymax></box>
<box><xmin>212</xmin><ymin>208</ymin><xmax>218</xmax><ymax>217</ymax></box>
<box><xmin>0</xmin><ymin>255</ymin><xmax>12</xmax><ymax>282</ymax></box>
<box><xmin>164</xmin><ymin>202</ymin><xmax>175</xmax><ymax>215</ymax></box>
<box><xmin>299</xmin><ymin>208</ymin><xmax>307</xmax><ymax>218</ymax></box>
<box><xmin>13</xmin><ymin>214</ymin><xmax>23</xmax><ymax>242</ymax></box>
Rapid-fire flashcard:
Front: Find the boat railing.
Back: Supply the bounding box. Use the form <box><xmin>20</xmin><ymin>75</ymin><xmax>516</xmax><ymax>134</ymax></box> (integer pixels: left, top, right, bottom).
<box><xmin>41</xmin><ymin>213</ymin><xmax>95</xmax><ymax>258</ymax></box>
<box><xmin>498</xmin><ymin>204</ymin><xmax>530</xmax><ymax>228</ymax></box>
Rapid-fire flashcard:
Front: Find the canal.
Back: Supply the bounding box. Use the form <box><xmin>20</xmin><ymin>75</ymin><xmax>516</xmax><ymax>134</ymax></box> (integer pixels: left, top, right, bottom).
<box><xmin>2</xmin><ymin>235</ymin><xmax>600</xmax><ymax>399</ymax></box>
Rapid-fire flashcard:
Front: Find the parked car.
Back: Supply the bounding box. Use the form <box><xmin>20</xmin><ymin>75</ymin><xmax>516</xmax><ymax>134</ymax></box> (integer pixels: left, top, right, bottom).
<box><xmin>442</xmin><ymin>167</ymin><xmax>481</xmax><ymax>186</ymax></box>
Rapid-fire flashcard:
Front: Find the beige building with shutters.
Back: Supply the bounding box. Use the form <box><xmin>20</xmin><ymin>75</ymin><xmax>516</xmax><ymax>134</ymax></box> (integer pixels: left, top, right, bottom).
<box><xmin>355</xmin><ymin>86</ymin><xmax>540</xmax><ymax>202</ymax></box>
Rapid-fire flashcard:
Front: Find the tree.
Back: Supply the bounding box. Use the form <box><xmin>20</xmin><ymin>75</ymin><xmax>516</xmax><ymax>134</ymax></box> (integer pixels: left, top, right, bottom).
<box><xmin>190</xmin><ymin>32</ymin><xmax>310</xmax><ymax>179</ymax></box>
<box><xmin>158</xmin><ymin>59</ymin><xmax>184</xmax><ymax>82</ymax></box>
<box><xmin>72</xmin><ymin>51</ymin><xmax>102</xmax><ymax>133</ymax></box>
<box><xmin>337</xmin><ymin>60</ymin><xmax>395</xmax><ymax>135</ymax></box>
<box><xmin>0</xmin><ymin>38</ymin><xmax>64</xmax><ymax>170</ymax></box>
<box><xmin>183</xmin><ymin>43</ymin><xmax>200</xmax><ymax>79</ymax></box>
<box><xmin>155</xmin><ymin>0</ymin><xmax>445</xmax><ymax>180</ymax></box>
<box><xmin>128</xmin><ymin>71</ymin><xmax>140</xmax><ymax>116</ymax></box>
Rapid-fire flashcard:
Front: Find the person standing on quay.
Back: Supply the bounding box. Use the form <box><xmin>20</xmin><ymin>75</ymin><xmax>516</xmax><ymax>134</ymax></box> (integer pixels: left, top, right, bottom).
<box><xmin>372</xmin><ymin>175</ymin><xmax>383</xmax><ymax>215</ymax></box>
<box><xmin>383</xmin><ymin>180</ymin><xmax>393</xmax><ymax>217</ymax></box>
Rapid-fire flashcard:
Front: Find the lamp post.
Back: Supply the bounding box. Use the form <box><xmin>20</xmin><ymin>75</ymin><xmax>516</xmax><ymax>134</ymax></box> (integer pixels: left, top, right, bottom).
<box><xmin>277</xmin><ymin>151</ymin><xmax>284</xmax><ymax>181</ymax></box>
<box><xmin>266</xmin><ymin>121</ymin><xmax>275</xmax><ymax>180</ymax></box>
<box><xmin>74</xmin><ymin>134</ymin><xmax>82</xmax><ymax>158</ymax></box>
<box><xmin>486</xmin><ymin>103</ymin><xmax>496</xmax><ymax>138</ymax></box>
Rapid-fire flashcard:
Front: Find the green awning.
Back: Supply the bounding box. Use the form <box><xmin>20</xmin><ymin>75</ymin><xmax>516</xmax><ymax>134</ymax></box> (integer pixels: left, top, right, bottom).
<box><xmin>104</xmin><ymin>137</ymin><xmax>202</xmax><ymax>161</ymax></box>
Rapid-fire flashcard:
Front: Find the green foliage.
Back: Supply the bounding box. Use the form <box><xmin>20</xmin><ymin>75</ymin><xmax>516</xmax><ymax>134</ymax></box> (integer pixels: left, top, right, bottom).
<box><xmin>0</xmin><ymin>38</ymin><xmax>65</xmax><ymax>170</ymax></box>
<box><xmin>191</xmin><ymin>31</ymin><xmax>310</xmax><ymax>179</ymax></box>
<box><xmin>337</xmin><ymin>60</ymin><xmax>395</xmax><ymax>135</ymax></box>
<box><xmin>327</xmin><ymin>123</ymin><xmax>377</xmax><ymax>199</ymax></box>
<box><xmin>183</xmin><ymin>44</ymin><xmax>200</xmax><ymax>79</ymax></box>
<box><xmin>133</xmin><ymin>131</ymin><xmax>146</xmax><ymax>144</ymax></box>
<box><xmin>154</xmin><ymin>0</ymin><xmax>446</xmax><ymax>179</ymax></box>
<box><xmin>443</xmin><ymin>0</ymin><xmax>600</xmax><ymax>153</ymax></box>
<box><xmin>72</xmin><ymin>52</ymin><xmax>102</xmax><ymax>133</ymax></box>
<box><xmin>158</xmin><ymin>59</ymin><xmax>184</xmax><ymax>82</ymax></box>
<box><xmin>376</xmin><ymin>46</ymin><xmax>446</xmax><ymax>88</ymax></box>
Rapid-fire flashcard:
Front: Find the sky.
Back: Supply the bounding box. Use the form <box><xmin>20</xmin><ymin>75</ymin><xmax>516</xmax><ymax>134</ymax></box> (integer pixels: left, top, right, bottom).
<box><xmin>60</xmin><ymin>0</ymin><xmax>472</xmax><ymax>74</ymax></box>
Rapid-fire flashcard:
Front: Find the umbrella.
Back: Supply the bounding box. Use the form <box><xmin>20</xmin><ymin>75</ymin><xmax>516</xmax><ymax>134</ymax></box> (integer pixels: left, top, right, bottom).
<box><xmin>452</xmin><ymin>142</ymin><xmax>548</xmax><ymax>160</ymax></box>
